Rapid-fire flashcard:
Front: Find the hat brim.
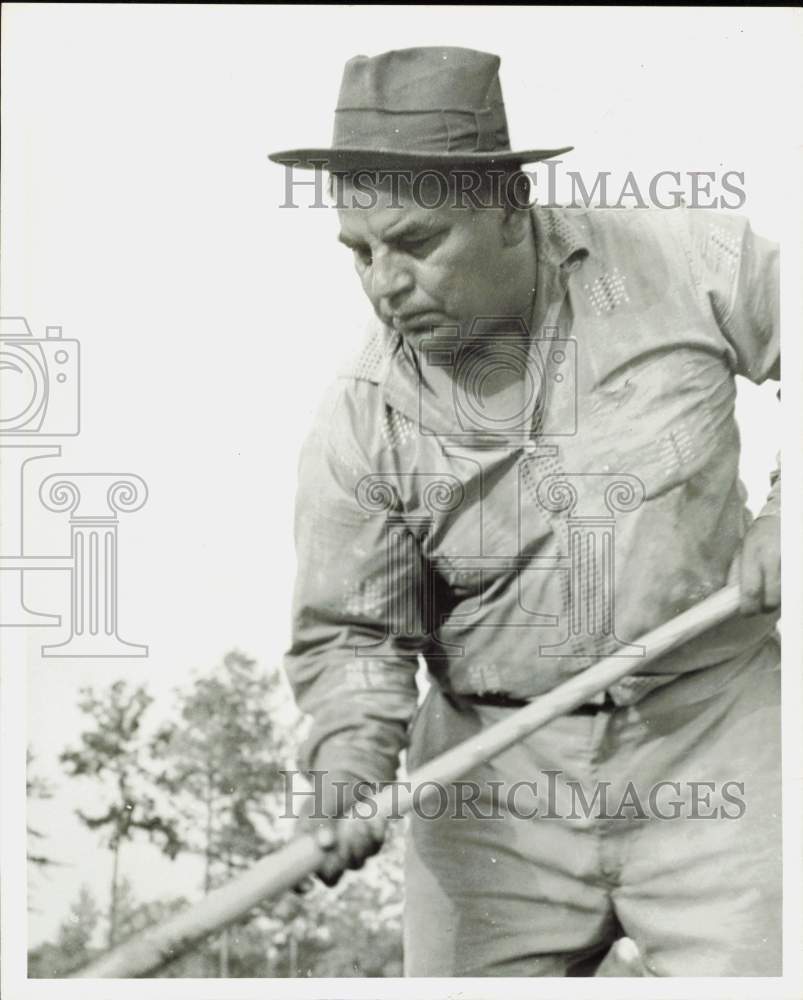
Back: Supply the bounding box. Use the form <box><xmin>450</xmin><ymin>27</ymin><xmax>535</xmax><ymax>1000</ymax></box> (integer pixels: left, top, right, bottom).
<box><xmin>268</xmin><ymin>146</ymin><xmax>573</xmax><ymax>170</ymax></box>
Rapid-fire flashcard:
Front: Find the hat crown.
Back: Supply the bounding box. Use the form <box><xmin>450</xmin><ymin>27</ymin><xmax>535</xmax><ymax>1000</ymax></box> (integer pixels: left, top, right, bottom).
<box><xmin>267</xmin><ymin>46</ymin><xmax>573</xmax><ymax>169</ymax></box>
<box><xmin>337</xmin><ymin>47</ymin><xmax>504</xmax><ymax>113</ymax></box>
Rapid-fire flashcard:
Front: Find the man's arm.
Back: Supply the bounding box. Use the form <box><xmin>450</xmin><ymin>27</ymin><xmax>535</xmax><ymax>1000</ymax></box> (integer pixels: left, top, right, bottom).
<box><xmin>284</xmin><ymin>382</ymin><xmax>422</xmax><ymax>881</ymax></box>
<box><xmin>688</xmin><ymin>210</ymin><xmax>780</xmax><ymax>615</ymax></box>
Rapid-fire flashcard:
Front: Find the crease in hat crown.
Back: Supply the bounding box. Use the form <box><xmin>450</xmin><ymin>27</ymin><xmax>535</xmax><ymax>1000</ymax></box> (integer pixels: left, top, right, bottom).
<box><xmin>335</xmin><ymin>47</ymin><xmax>503</xmax><ymax>113</ymax></box>
<box><xmin>269</xmin><ymin>46</ymin><xmax>573</xmax><ymax>170</ymax></box>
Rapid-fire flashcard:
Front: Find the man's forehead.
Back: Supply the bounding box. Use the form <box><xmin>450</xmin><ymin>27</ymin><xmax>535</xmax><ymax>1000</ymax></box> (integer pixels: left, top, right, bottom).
<box><xmin>336</xmin><ymin>180</ymin><xmax>451</xmax><ymax>239</ymax></box>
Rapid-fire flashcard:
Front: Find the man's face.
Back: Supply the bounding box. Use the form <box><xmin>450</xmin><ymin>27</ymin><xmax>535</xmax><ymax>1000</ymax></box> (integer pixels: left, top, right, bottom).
<box><xmin>336</xmin><ymin>174</ymin><xmax>529</xmax><ymax>339</ymax></box>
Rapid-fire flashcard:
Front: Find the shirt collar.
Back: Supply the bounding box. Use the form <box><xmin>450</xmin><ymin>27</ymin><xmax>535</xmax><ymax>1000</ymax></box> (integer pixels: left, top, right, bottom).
<box><xmin>533</xmin><ymin>204</ymin><xmax>591</xmax><ymax>272</ymax></box>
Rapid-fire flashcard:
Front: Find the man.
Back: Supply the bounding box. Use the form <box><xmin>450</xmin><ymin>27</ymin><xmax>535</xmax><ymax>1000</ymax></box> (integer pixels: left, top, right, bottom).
<box><xmin>271</xmin><ymin>47</ymin><xmax>781</xmax><ymax>976</ymax></box>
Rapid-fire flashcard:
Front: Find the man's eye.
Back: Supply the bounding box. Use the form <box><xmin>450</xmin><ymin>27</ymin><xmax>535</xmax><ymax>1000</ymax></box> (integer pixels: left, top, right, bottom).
<box><xmin>401</xmin><ymin>234</ymin><xmax>441</xmax><ymax>257</ymax></box>
<box><xmin>354</xmin><ymin>247</ymin><xmax>372</xmax><ymax>266</ymax></box>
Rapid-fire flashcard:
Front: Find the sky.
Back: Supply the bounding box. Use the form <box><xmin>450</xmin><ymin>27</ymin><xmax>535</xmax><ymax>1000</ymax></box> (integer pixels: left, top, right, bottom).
<box><xmin>1</xmin><ymin>2</ymin><xmax>801</xmax><ymax>972</ymax></box>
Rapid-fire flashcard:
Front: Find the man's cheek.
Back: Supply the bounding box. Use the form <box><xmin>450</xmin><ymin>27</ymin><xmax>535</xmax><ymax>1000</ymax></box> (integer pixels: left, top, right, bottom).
<box><xmin>359</xmin><ymin>272</ymin><xmax>378</xmax><ymax>307</ymax></box>
<box><xmin>430</xmin><ymin>270</ymin><xmax>463</xmax><ymax>316</ymax></box>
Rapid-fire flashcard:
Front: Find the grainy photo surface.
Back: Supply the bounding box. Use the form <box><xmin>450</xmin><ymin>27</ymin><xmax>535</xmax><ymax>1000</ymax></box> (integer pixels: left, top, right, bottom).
<box><xmin>1</xmin><ymin>5</ymin><xmax>801</xmax><ymax>1000</ymax></box>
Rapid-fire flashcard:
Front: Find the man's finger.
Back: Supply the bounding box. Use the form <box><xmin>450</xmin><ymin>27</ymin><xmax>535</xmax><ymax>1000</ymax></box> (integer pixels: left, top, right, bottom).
<box><xmin>316</xmin><ymin>857</ymin><xmax>345</xmax><ymax>887</ymax></box>
<box><xmin>314</xmin><ymin>825</ymin><xmax>337</xmax><ymax>851</ymax></box>
<box><xmin>336</xmin><ymin>815</ymin><xmax>382</xmax><ymax>867</ymax></box>
<box><xmin>292</xmin><ymin>875</ymin><xmax>316</xmax><ymax>896</ymax></box>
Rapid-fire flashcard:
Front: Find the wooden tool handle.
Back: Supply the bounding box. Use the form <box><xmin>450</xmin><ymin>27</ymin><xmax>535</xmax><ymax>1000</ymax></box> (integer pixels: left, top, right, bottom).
<box><xmin>75</xmin><ymin>585</ymin><xmax>741</xmax><ymax>978</ymax></box>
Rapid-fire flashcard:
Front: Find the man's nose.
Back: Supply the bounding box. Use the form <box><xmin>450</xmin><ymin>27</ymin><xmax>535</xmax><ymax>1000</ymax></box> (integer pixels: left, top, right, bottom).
<box><xmin>371</xmin><ymin>250</ymin><xmax>413</xmax><ymax>305</ymax></box>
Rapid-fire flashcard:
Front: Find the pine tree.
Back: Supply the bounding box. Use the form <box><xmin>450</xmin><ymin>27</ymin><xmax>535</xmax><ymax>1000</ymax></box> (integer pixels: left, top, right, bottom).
<box><xmin>60</xmin><ymin>680</ymin><xmax>182</xmax><ymax>947</ymax></box>
<box><xmin>151</xmin><ymin>651</ymin><xmax>297</xmax><ymax>974</ymax></box>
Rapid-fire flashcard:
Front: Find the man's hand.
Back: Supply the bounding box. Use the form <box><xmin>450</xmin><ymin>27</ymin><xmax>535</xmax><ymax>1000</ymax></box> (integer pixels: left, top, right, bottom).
<box><xmin>727</xmin><ymin>516</ymin><xmax>781</xmax><ymax>616</ymax></box>
<box><xmin>294</xmin><ymin>771</ymin><xmax>387</xmax><ymax>888</ymax></box>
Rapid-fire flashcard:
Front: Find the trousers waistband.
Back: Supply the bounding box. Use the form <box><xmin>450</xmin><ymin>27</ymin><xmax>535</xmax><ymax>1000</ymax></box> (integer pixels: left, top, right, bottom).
<box><xmin>459</xmin><ymin>691</ymin><xmax>616</xmax><ymax>714</ymax></box>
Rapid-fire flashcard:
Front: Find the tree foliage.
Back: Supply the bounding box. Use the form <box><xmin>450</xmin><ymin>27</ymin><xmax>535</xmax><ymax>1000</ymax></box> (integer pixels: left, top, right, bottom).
<box><xmin>60</xmin><ymin>681</ymin><xmax>182</xmax><ymax>858</ymax></box>
<box><xmin>60</xmin><ymin>681</ymin><xmax>182</xmax><ymax>945</ymax></box>
<box><xmin>28</xmin><ymin>885</ymin><xmax>101</xmax><ymax>977</ymax></box>
<box><xmin>33</xmin><ymin>654</ymin><xmax>406</xmax><ymax>977</ymax></box>
<box><xmin>151</xmin><ymin>651</ymin><xmax>295</xmax><ymax>885</ymax></box>
<box><xmin>27</xmin><ymin>748</ymin><xmax>62</xmax><ymax>915</ymax></box>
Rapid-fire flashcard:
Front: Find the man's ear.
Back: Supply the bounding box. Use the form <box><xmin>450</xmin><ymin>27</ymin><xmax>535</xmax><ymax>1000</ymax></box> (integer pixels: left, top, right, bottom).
<box><xmin>500</xmin><ymin>207</ymin><xmax>531</xmax><ymax>249</ymax></box>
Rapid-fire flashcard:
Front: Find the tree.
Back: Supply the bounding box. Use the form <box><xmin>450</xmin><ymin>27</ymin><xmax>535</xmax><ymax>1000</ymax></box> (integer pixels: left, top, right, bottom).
<box><xmin>151</xmin><ymin>651</ymin><xmax>298</xmax><ymax>975</ymax></box>
<box><xmin>50</xmin><ymin>655</ymin><xmax>408</xmax><ymax>978</ymax></box>
<box><xmin>267</xmin><ymin>818</ymin><xmax>405</xmax><ymax>977</ymax></box>
<box><xmin>27</xmin><ymin>748</ymin><xmax>62</xmax><ymax>912</ymax></box>
<box><xmin>27</xmin><ymin>748</ymin><xmax>55</xmax><ymax>866</ymax></box>
<box><xmin>28</xmin><ymin>880</ymin><xmax>206</xmax><ymax>979</ymax></box>
<box><xmin>60</xmin><ymin>680</ymin><xmax>182</xmax><ymax>947</ymax></box>
<box><xmin>57</xmin><ymin>885</ymin><xmax>101</xmax><ymax>963</ymax></box>
<box><xmin>28</xmin><ymin>885</ymin><xmax>100</xmax><ymax>977</ymax></box>
<box><xmin>94</xmin><ymin>875</ymin><xmax>273</xmax><ymax>978</ymax></box>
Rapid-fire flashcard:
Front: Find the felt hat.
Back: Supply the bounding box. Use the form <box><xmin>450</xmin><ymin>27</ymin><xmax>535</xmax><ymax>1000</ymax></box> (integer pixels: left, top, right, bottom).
<box><xmin>269</xmin><ymin>46</ymin><xmax>572</xmax><ymax>170</ymax></box>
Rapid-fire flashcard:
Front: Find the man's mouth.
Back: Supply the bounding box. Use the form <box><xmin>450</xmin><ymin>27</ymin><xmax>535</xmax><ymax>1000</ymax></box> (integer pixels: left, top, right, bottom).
<box><xmin>392</xmin><ymin>311</ymin><xmax>445</xmax><ymax>333</ymax></box>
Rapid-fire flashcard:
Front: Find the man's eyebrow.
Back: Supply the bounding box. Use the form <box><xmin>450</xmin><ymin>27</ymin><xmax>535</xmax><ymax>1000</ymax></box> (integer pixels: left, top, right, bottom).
<box><xmin>337</xmin><ymin>221</ymin><xmax>442</xmax><ymax>249</ymax></box>
<box><xmin>381</xmin><ymin>219</ymin><xmax>439</xmax><ymax>242</ymax></box>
